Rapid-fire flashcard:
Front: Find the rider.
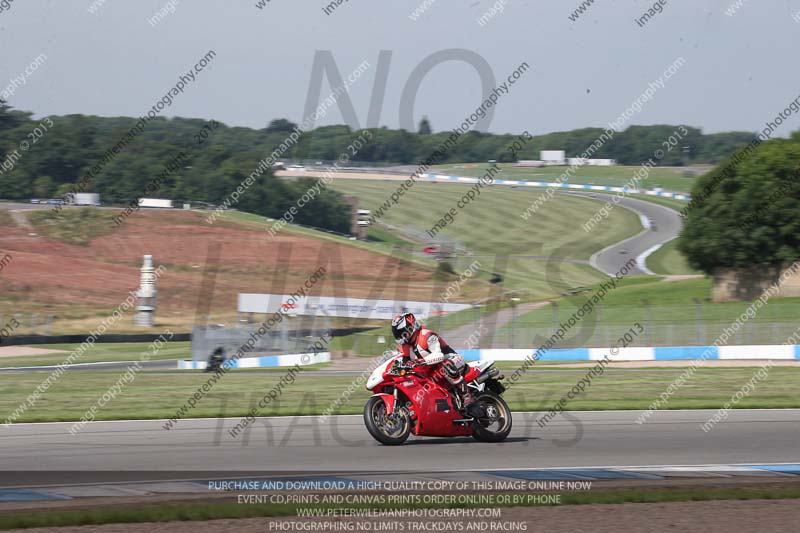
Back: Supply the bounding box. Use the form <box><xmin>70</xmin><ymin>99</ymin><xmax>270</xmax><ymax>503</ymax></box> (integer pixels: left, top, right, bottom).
<box><xmin>390</xmin><ymin>312</ymin><xmax>481</xmax><ymax>417</ymax></box>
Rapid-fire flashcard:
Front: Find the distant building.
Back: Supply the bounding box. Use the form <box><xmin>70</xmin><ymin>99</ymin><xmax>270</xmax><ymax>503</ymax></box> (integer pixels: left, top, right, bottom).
<box><xmin>139</xmin><ymin>198</ymin><xmax>173</xmax><ymax>208</ymax></box>
<box><xmin>69</xmin><ymin>193</ymin><xmax>100</xmax><ymax>206</ymax></box>
<box><xmin>540</xmin><ymin>150</ymin><xmax>566</xmax><ymax>165</ymax></box>
<box><xmin>539</xmin><ymin>151</ymin><xmax>617</xmax><ymax>167</ymax></box>
<box><xmin>343</xmin><ymin>195</ymin><xmax>368</xmax><ymax>239</ymax></box>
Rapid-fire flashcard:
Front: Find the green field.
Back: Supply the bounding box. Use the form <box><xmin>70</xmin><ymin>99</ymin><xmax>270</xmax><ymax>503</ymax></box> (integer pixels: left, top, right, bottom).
<box><xmin>27</xmin><ymin>208</ymin><xmax>120</xmax><ymax>245</ymax></box>
<box><xmin>646</xmin><ymin>238</ymin><xmax>699</xmax><ymax>276</ymax></box>
<box><xmin>431</xmin><ymin>163</ymin><xmax>697</xmax><ymax>277</ymax></box>
<box><xmin>432</xmin><ymin>163</ymin><xmax>699</xmax><ymax>193</ymax></box>
<box><xmin>499</xmin><ymin>276</ymin><xmax>800</xmax><ymax>347</ymax></box>
<box><xmin>1</xmin><ymin>365</ymin><xmax>798</xmax><ymax>423</ymax></box>
<box><xmin>330</xmin><ymin>181</ymin><xmax>642</xmax><ymax>297</ymax></box>
<box><xmin>0</xmin><ymin>208</ymin><xmax>12</xmax><ymax>226</ymax></box>
<box><xmin>0</xmin><ymin>342</ymin><xmax>192</xmax><ymax>368</ymax></box>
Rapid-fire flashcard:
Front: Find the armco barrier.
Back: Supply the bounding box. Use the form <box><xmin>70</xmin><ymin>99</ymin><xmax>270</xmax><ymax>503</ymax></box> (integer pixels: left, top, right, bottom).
<box><xmin>1</xmin><ymin>332</ymin><xmax>191</xmax><ymax>346</ymax></box>
<box><xmin>457</xmin><ymin>345</ymin><xmax>800</xmax><ymax>362</ymax></box>
<box><xmin>175</xmin><ymin>345</ymin><xmax>799</xmax><ymax>369</ymax></box>
<box><xmin>419</xmin><ymin>173</ymin><xmax>691</xmax><ymax>200</ymax></box>
<box><xmin>1</xmin><ymin>327</ymin><xmax>372</xmax><ymax>348</ymax></box>
<box><xmin>177</xmin><ymin>351</ymin><xmax>331</xmax><ymax>370</ymax></box>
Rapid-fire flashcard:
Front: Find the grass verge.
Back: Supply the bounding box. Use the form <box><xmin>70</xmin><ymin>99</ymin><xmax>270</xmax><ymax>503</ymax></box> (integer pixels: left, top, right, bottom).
<box><xmin>504</xmin><ymin>276</ymin><xmax>800</xmax><ymax>347</ymax></box>
<box><xmin>646</xmin><ymin>238</ymin><xmax>699</xmax><ymax>276</ymax></box>
<box><xmin>0</xmin><ymin>342</ymin><xmax>191</xmax><ymax>369</ymax></box>
<box><xmin>26</xmin><ymin>208</ymin><xmax>120</xmax><ymax>245</ymax></box>
<box><xmin>329</xmin><ymin>180</ymin><xmax>641</xmax><ymax>295</ymax></box>
<box><xmin>432</xmin><ymin>163</ymin><xmax>697</xmax><ymax>193</ymax></box>
<box><xmin>2</xmin><ymin>366</ymin><xmax>799</xmax><ymax>422</ymax></box>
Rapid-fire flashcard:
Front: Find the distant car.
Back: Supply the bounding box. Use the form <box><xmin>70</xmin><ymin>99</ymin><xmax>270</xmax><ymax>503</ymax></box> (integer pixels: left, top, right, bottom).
<box><xmin>423</xmin><ymin>245</ymin><xmax>440</xmax><ymax>254</ymax></box>
<box><xmin>30</xmin><ymin>199</ymin><xmax>40</xmax><ymax>204</ymax></box>
<box><xmin>619</xmin><ymin>249</ymin><xmax>628</xmax><ymax>254</ymax></box>
<box><xmin>46</xmin><ymin>199</ymin><xmax>63</xmax><ymax>205</ymax></box>
<box><xmin>287</xmin><ymin>165</ymin><xmax>305</xmax><ymax>171</ymax></box>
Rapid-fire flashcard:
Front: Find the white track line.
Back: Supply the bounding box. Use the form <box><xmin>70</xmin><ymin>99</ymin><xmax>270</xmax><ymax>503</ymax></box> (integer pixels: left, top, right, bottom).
<box><xmin>4</xmin><ymin>409</ymin><xmax>800</xmax><ymax>426</ymax></box>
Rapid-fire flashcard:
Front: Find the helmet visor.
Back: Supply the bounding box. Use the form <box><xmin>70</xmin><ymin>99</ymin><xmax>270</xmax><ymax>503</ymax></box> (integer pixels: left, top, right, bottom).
<box><xmin>392</xmin><ymin>324</ymin><xmax>408</xmax><ymax>344</ymax></box>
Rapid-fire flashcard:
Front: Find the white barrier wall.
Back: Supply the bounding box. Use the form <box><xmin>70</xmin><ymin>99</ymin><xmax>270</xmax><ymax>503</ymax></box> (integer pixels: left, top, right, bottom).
<box><xmin>178</xmin><ymin>351</ymin><xmax>330</xmax><ymax>370</ymax></box>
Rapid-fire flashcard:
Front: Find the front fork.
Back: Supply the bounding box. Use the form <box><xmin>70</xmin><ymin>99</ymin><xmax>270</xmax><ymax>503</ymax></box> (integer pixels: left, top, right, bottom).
<box><xmin>387</xmin><ymin>388</ymin><xmax>413</xmax><ymax>423</ymax></box>
<box><xmin>451</xmin><ymin>387</ymin><xmax>464</xmax><ymax>411</ymax></box>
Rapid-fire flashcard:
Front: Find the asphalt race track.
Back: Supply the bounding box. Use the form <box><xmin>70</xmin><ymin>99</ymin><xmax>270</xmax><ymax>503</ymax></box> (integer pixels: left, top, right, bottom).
<box><xmin>573</xmin><ymin>192</ymin><xmax>683</xmax><ymax>276</ymax></box>
<box><xmin>2</xmin><ymin>409</ymin><xmax>798</xmax><ymax>486</ymax></box>
<box><xmin>279</xmin><ymin>169</ymin><xmax>685</xmax><ymax>277</ymax></box>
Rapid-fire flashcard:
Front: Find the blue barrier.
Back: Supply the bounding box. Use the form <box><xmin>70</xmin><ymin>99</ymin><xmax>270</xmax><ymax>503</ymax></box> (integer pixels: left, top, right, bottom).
<box><xmin>419</xmin><ymin>173</ymin><xmax>691</xmax><ymax>200</ymax></box>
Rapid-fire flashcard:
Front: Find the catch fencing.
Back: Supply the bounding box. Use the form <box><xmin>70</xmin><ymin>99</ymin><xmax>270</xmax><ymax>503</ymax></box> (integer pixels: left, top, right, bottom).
<box><xmin>191</xmin><ymin>316</ymin><xmax>333</xmax><ymax>362</ymax></box>
<box><xmin>0</xmin><ymin>314</ymin><xmax>54</xmax><ymax>336</ymax></box>
<box><xmin>346</xmin><ymin>301</ymin><xmax>800</xmax><ymax>354</ymax></box>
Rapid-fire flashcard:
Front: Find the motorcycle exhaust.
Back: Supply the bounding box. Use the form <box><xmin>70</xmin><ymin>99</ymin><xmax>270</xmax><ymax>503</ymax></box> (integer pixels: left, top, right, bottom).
<box><xmin>475</xmin><ymin>367</ymin><xmax>500</xmax><ymax>385</ymax></box>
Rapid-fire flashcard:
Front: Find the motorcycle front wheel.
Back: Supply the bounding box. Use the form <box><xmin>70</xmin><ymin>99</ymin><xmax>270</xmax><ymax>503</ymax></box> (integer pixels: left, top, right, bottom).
<box><xmin>364</xmin><ymin>396</ymin><xmax>411</xmax><ymax>445</ymax></box>
<box><xmin>471</xmin><ymin>392</ymin><xmax>513</xmax><ymax>443</ymax></box>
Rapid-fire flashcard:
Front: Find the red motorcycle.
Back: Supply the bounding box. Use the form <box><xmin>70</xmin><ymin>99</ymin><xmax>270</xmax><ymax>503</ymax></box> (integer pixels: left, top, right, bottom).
<box><xmin>363</xmin><ymin>355</ymin><xmax>512</xmax><ymax>445</ymax></box>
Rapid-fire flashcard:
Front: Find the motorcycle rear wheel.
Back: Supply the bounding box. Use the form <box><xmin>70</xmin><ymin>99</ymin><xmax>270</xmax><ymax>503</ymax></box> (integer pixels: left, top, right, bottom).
<box><xmin>364</xmin><ymin>396</ymin><xmax>411</xmax><ymax>445</ymax></box>
<box><xmin>471</xmin><ymin>392</ymin><xmax>512</xmax><ymax>443</ymax></box>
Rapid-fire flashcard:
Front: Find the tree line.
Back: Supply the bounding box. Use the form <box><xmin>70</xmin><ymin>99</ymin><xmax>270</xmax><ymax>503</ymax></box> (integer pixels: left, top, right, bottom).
<box><xmin>679</xmin><ymin>133</ymin><xmax>800</xmax><ymax>275</ymax></box>
<box><xmin>0</xmin><ymin>99</ymin><xmax>760</xmax><ymax>235</ymax></box>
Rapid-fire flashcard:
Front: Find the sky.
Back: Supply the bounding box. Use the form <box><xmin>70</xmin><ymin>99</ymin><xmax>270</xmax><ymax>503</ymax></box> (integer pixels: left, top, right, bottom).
<box><xmin>1</xmin><ymin>0</ymin><xmax>799</xmax><ymax>137</ymax></box>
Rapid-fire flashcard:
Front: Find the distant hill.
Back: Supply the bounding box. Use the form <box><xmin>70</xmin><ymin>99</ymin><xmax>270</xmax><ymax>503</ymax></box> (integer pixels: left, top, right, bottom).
<box><xmin>0</xmin><ymin>98</ymin><xmax>758</xmax><ymax>236</ymax></box>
